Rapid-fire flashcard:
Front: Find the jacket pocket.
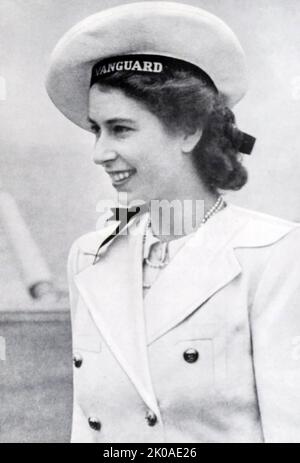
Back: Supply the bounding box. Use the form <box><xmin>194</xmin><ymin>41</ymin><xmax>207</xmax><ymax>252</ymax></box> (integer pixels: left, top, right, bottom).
<box><xmin>173</xmin><ymin>324</ymin><xmax>227</xmax><ymax>390</ymax></box>
<box><xmin>175</xmin><ymin>338</ymin><xmax>215</xmax><ymax>389</ymax></box>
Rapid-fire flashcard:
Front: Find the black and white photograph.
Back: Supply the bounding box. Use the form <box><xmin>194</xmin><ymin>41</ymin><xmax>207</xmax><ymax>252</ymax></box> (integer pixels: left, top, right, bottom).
<box><xmin>0</xmin><ymin>0</ymin><xmax>300</xmax><ymax>444</ymax></box>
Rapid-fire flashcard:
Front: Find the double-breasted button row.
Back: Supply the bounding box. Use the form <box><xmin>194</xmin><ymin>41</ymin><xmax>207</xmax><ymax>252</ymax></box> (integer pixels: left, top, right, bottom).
<box><xmin>183</xmin><ymin>348</ymin><xmax>199</xmax><ymax>363</ymax></box>
<box><xmin>87</xmin><ymin>412</ymin><xmax>157</xmax><ymax>432</ymax></box>
<box><xmin>74</xmin><ymin>349</ymin><xmax>199</xmax><ymax>369</ymax></box>
<box><xmin>82</xmin><ymin>348</ymin><xmax>199</xmax><ymax>436</ymax></box>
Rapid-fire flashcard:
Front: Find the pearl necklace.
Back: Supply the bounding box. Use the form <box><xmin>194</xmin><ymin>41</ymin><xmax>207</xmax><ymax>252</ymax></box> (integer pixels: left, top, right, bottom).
<box><xmin>143</xmin><ymin>195</ymin><xmax>226</xmax><ymax>271</ymax></box>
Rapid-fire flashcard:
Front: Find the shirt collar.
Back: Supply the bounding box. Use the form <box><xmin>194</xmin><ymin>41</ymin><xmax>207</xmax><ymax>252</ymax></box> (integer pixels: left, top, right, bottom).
<box><xmin>133</xmin><ymin>212</ymin><xmax>196</xmax><ymax>260</ymax></box>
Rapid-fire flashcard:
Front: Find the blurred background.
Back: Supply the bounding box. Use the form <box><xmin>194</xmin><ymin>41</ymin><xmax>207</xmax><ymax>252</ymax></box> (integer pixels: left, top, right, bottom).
<box><xmin>0</xmin><ymin>0</ymin><xmax>299</xmax><ymax>442</ymax></box>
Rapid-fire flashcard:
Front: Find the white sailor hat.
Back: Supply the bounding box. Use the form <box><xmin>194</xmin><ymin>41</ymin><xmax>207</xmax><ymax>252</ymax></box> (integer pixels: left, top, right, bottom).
<box><xmin>46</xmin><ymin>2</ymin><xmax>247</xmax><ymax>132</ymax></box>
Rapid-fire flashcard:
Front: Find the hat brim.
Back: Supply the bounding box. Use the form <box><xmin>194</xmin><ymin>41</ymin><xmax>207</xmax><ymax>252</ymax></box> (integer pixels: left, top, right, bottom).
<box><xmin>46</xmin><ymin>2</ymin><xmax>247</xmax><ymax>132</ymax></box>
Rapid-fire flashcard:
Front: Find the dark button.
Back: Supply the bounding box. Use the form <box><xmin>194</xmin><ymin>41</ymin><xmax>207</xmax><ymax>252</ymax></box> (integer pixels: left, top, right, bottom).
<box><xmin>73</xmin><ymin>354</ymin><xmax>83</xmax><ymax>368</ymax></box>
<box><xmin>183</xmin><ymin>348</ymin><xmax>199</xmax><ymax>363</ymax></box>
<box><xmin>88</xmin><ymin>417</ymin><xmax>101</xmax><ymax>431</ymax></box>
<box><xmin>145</xmin><ymin>409</ymin><xmax>157</xmax><ymax>427</ymax></box>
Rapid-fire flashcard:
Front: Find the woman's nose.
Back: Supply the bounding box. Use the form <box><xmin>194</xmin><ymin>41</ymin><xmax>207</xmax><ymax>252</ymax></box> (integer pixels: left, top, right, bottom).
<box><xmin>92</xmin><ymin>136</ymin><xmax>118</xmax><ymax>165</ymax></box>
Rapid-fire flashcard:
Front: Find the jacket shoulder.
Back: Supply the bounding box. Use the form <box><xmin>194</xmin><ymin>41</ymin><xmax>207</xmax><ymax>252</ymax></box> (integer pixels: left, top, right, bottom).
<box><xmin>228</xmin><ymin>204</ymin><xmax>300</xmax><ymax>249</ymax></box>
<box><xmin>230</xmin><ymin>204</ymin><xmax>298</xmax><ymax>228</ymax></box>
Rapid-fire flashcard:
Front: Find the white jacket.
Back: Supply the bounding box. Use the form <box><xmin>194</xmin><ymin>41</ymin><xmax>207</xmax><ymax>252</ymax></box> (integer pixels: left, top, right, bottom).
<box><xmin>67</xmin><ymin>204</ymin><xmax>300</xmax><ymax>443</ymax></box>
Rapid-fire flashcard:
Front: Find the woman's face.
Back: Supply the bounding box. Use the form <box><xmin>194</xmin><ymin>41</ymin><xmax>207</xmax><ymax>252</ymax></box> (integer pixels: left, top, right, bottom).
<box><xmin>88</xmin><ymin>85</ymin><xmax>189</xmax><ymax>204</ymax></box>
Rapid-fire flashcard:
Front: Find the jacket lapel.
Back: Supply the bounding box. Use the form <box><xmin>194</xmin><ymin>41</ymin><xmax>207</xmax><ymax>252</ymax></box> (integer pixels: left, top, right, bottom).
<box><xmin>143</xmin><ymin>204</ymin><xmax>296</xmax><ymax>344</ymax></box>
<box><xmin>144</xmin><ymin>206</ymin><xmax>246</xmax><ymax>344</ymax></box>
<box><xmin>74</xmin><ymin>213</ymin><xmax>160</xmax><ymax>417</ymax></box>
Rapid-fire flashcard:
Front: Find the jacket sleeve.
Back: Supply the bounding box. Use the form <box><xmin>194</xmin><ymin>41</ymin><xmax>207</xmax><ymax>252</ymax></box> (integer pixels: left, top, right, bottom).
<box><xmin>251</xmin><ymin>226</ymin><xmax>300</xmax><ymax>443</ymax></box>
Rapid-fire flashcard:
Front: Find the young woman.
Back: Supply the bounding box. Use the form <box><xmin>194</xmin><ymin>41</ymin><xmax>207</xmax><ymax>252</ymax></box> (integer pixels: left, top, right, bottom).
<box><xmin>46</xmin><ymin>2</ymin><xmax>300</xmax><ymax>443</ymax></box>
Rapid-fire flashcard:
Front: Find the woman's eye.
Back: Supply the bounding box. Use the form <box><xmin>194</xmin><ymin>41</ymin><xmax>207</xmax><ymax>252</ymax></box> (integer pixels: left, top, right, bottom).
<box><xmin>112</xmin><ymin>125</ymin><xmax>132</xmax><ymax>135</ymax></box>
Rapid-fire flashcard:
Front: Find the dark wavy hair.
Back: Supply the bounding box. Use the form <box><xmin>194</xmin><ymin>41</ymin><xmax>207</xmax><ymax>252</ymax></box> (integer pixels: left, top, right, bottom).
<box><xmin>94</xmin><ymin>67</ymin><xmax>248</xmax><ymax>192</ymax></box>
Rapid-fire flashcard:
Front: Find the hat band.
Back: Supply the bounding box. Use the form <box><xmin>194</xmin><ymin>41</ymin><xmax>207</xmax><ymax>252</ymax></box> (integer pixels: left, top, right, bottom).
<box><xmin>90</xmin><ymin>54</ymin><xmax>218</xmax><ymax>92</ymax></box>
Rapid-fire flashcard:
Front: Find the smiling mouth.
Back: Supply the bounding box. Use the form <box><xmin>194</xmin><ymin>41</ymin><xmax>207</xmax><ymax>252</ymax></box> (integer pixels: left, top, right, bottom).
<box><xmin>108</xmin><ymin>169</ymin><xmax>136</xmax><ymax>185</ymax></box>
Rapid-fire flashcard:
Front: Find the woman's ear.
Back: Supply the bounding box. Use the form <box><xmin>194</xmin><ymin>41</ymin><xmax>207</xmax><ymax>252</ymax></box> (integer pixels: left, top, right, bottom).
<box><xmin>181</xmin><ymin>128</ymin><xmax>203</xmax><ymax>154</ymax></box>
